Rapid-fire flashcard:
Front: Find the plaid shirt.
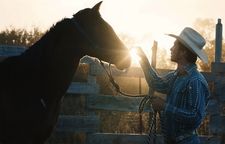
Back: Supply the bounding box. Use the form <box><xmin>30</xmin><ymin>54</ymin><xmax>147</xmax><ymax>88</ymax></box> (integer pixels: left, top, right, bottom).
<box><xmin>145</xmin><ymin>64</ymin><xmax>209</xmax><ymax>143</ymax></box>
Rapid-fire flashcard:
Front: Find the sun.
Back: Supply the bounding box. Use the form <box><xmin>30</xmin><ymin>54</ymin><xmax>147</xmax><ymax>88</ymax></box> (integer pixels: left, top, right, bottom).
<box><xmin>130</xmin><ymin>48</ymin><xmax>141</xmax><ymax>66</ymax></box>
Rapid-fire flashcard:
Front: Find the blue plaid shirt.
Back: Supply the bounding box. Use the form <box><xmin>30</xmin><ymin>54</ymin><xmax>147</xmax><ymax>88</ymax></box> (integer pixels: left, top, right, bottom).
<box><xmin>145</xmin><ymin>64</ymin><xmax>209</xmax><ymax>142</ymax></box>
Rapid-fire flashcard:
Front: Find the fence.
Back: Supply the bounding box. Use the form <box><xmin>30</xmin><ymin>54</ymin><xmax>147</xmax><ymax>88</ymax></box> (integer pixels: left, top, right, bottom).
<box><xmin>44</xmin><ymin>56</ymin><xmax>217</xmax><ymax>144</ymax></box>
<box><xmin>0</xmin><ymin>46</ymin><xmax>224</xmax><ymax>144</ymax></box>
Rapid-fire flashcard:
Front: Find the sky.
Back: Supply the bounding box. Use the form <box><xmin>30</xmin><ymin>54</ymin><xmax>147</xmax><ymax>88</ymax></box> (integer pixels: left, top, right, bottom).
<box><xmin>1</xmin><ymin>0</ymin><xmax>225</xmax><ymax>35</ymax></box>
<box><xmin>1</xmin><ymin>0</ymin><xmax>225</xmax><ymax>65</ymax></box>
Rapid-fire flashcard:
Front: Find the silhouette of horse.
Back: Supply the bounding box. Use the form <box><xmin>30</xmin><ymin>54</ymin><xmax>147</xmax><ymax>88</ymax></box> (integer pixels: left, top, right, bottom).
<box><xmin>0</xmin><ymin>2</ymin><xmax>131</xmax><ymax>144</ymax></box>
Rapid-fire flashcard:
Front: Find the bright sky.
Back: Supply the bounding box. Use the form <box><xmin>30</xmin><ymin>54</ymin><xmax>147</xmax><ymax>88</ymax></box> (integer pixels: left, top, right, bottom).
<box><xmin>1</xmin><ymin>0</ymin><xmax>225</xmax><ymax>66</ymax></box>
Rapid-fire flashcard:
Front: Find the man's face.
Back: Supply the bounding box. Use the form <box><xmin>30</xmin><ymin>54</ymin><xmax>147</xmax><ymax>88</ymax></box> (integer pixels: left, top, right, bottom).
<box><xmin>170</xmin><ymin>40</ymin><xmax>184</xmax><ymax>63</ymax></box>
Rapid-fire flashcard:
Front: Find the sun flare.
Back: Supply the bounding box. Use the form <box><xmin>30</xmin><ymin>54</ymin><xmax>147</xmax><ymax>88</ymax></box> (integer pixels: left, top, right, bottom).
<box><xmin>130</xmin><ymin>48</ymin><xmax>141</xmax><ymax>65</ymax></box>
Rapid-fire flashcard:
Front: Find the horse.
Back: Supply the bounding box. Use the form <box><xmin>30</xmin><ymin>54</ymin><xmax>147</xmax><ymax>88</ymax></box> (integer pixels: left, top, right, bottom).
<box><xmin>0</xmin><ymin>2</ymin><xmax>131</xmax><ymax>144</ymax></box>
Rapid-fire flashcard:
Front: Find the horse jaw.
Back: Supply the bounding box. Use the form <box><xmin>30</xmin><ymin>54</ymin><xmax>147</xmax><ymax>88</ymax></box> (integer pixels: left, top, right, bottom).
<box><xmin>115</xmin><ymin>57</ymin><xmax>131</xmax><ymax>70</ymax></box>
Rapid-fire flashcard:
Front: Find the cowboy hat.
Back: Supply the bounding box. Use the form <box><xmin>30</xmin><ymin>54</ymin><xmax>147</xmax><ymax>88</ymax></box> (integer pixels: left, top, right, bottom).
<box><xmin>168</xmin><ymin>27</ymin><xmax>208</xmax><ymax>63</ymax></box>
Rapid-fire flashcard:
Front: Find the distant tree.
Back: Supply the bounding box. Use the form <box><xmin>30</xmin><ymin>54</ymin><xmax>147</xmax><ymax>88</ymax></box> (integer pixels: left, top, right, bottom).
<box><xmin>0</xmin><ymin>27</ymin><xmax>44</xmax><ymax>47</ymax></box>
<box><xmin>193</xmin><ymin>18</ymin><xmax>215</xmax><ymax>41</ymax></box>
<box><xmin>193</xmin><ymin>18</ymin><xmax>225</xmax><ymax>71</ymax></box>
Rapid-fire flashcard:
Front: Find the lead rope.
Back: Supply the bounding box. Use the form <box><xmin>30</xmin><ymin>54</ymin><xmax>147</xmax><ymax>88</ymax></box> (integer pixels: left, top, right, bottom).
<box><xmin>99</xmin><ymin>60</ymin><xmax>148</xmax><ymax>97</ymax></box>
<box><xmin>99</xmin><ymin>60</ymin><xmax>157</xmax><ymax>142</ymax></box>
<box><xmin>99</xmin><ymin>60</ymin><xmax>145</xmax><ymax>134</ymax></box>
<box><xmin>141</xmin><ymin>88</ymin><xmax>157</xmax><ymax>144</ymax></box>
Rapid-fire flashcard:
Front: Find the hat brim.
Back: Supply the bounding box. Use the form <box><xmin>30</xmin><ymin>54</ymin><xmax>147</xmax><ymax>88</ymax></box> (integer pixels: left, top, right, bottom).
<box><xmin>168</xmin><ymin>34</ymin><xmax>208</xmax><ymax>63</ymax></box>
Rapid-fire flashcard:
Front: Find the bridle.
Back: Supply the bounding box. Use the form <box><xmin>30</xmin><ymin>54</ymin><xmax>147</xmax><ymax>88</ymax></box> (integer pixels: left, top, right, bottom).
<box><xmin>71</xmin><ymin>18</ymin><xmax>157</xmax><ymax>140</ymax></box>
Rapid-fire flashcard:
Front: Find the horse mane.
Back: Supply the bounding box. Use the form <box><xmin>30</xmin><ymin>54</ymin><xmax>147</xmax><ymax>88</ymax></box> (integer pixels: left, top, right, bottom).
<box><xmin>30</xmin><ymin>18</ymin><xmax>71</xmax><ymax>48</ymax></box>
<box><xmin>48</xmin><ymin>18</ymin><xmax>71</xmax><ymax>35</ymax></box>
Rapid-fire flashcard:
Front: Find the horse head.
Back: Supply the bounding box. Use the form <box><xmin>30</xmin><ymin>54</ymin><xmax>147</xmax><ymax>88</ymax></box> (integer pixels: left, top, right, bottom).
<box><xmin>72</xmin><ymin>1</ymin><xmax>131</xmax><ymax>70</ymax></box>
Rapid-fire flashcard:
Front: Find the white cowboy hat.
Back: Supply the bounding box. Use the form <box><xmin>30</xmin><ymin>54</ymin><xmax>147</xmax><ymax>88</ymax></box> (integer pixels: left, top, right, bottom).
<box><xmin>168</xmin><ymin>27</ymin><xmax>208</xmax><ymax>63</ymax></box>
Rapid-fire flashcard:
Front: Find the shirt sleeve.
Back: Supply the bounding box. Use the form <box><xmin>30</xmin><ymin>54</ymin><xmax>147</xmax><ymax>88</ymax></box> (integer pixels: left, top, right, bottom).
<box><xmin>138</xmin><ymin>52</ymin><xmax>175</xmax><ymax>94</ymax></box>
<box><xmin>165</xmin><ymin>78</ymin><xmax>209</xmax><ymax>125</ymax></box>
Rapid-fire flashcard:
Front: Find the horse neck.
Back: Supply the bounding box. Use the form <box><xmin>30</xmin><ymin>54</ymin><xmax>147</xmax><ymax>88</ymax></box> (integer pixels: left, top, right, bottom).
<box><xmin>46</xmin><ymin>26</ymin><xmax>87</xmax><ymax>96</ymax></box>
<box><xmin>28</xmin><ymin>22</ymin><xmax>88</xmax><ymax>102</ymax></box>
<box><xmin>33</xmin><ymin>21</ymin><xmax>88</xmax><ymax>65</ymax></box>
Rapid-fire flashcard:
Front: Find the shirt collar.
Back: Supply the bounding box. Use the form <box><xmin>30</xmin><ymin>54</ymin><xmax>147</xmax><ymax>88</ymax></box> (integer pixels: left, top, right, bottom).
<box><xmin>176</xmin><ymin>64</ymin><xmax>197</xmax><ymax>76</ymax></box>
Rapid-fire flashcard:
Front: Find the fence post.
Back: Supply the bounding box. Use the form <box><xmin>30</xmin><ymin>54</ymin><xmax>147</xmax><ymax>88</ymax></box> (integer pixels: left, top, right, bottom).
<box><xmin>215</xmin><ymin>18</ymin><xmax>223</xmax><ymax>63</ymax></box>
<box><xmin>208</xmin><ymin>19</ymin><xmax>225</xmax><ymax>144</ymax></box>
<box><xmin>149</xmin><ymin>41</ymin><xmax>158</xmax><ymax>143</ymax></box>
<box><xmin>151</xmin><ymin>41</ymin><xmax>158</xmax><ymax>68</ymax></box>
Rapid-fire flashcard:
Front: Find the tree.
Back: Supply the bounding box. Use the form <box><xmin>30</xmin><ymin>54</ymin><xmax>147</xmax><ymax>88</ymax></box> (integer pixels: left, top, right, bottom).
<box><xmin>193</xmin><ymin>18</ymin><xmax>225</xmax><ymax>71</ymax></box>
<box><xmin>0</xmin><ymin>27</ymin><xmax>44</xmax><ymax>47</ymax></box>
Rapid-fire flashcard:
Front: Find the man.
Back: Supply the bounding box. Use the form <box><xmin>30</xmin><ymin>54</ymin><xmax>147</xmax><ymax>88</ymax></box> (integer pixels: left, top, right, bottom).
<box><xmin>137</xmin><ymin>27</ymin><xmax>209</xmax><ymax>144</ymax></box>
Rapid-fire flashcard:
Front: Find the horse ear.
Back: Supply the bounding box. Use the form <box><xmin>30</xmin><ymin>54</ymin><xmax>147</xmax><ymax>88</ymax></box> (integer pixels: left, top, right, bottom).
<box><xmin>92</xmin><ymin>1</ymin><xmax>103</xmax><ymax>12</ymax></box>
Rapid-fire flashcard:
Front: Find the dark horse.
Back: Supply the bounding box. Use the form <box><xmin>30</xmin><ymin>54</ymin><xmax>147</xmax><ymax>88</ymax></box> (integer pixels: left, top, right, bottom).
<box><xmin>0</xmin><ymin>2</ymin><xmax>131</xmax><ymax>144</ymax></box>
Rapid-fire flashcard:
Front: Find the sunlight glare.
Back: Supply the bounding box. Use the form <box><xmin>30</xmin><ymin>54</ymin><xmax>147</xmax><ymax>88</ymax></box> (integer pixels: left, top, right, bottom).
<box><xmin>153</xmin><ymin>33</ymin><xmax>174</xmax><ymax>50</ymax></box>
<box><xmin>130</xmin><ymin>48</ymin><xmax>141</xmax><ymax>65</ymax></box>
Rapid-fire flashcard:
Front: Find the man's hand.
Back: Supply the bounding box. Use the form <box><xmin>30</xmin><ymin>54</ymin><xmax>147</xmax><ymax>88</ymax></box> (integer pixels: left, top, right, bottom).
<box><xmin>135</xmin><ymin>47</ymin><xmax>148</xmax><ymax>62</ymax></box>
<box><xmin>135</xmin><ymin>47</ymin><xmax>146</xmax><ymax>57</ymax></box>
<box><xmin>151</xmin><ymin>96</ymin><xmax>165</xmax><ymax>112</ymax></box>
<box><xmin>135</xmin><ymin>47</ymin><xmax>151</xmax><ymax>69</ymax></box>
